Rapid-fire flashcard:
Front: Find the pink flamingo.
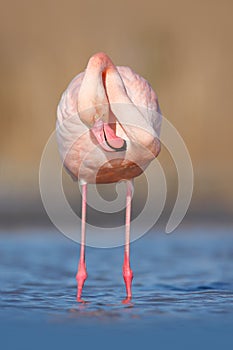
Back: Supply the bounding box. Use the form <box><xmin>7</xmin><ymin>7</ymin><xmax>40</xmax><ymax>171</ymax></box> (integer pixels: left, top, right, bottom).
<box><xmin>56</xmin><ymin>52</ymin><xmax>161</xmax><ymax>302</ymax></box>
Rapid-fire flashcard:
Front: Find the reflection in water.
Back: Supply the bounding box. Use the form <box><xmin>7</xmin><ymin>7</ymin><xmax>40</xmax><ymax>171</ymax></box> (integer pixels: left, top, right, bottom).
<box><xmin>0</xmin><ymin>225</ymin><xmax>233</xmax><ymax>324</ymax></box>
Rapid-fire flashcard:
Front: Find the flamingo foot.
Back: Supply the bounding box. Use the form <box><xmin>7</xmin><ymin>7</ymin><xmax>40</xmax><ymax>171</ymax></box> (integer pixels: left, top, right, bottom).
<box><xmin>122</xmin><ymin>297</ymin><xmax>133</xmax><ymax>305</ymax></box>
<box><xmin>76</xmin><ymin>262</ymin><xmax>87</xmax><ymax>302</ymax></box>
<box><xmin>77</xmin><ymin>297</ymin><xmax>87</xmax><ymax>304</ymax></box>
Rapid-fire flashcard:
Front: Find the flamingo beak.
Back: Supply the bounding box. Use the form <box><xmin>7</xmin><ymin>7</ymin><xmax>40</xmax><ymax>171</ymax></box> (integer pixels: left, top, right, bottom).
<box><xmin>91</xmin><ymin>118</ymin><xmax>127</xmax><ymax>152</ymax></box>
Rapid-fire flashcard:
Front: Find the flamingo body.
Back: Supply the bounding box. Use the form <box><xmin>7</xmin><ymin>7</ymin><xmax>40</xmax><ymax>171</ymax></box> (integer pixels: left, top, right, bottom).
<box><xmin>57</xmin><ymin>53</ymin><xmax>161</xmax><ymax>184</ymax></box>
<box><xmin>56</xmin><ymin>53</ymin><xmax>162</xmax><ymax>302</ymax></box>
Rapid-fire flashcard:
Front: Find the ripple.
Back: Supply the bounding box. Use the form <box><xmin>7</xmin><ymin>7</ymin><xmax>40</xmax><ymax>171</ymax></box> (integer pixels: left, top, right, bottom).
<box><xmin>0</xmin><ymin>228</ymin><xmax>233</xmax><ymax>323</ymax></box>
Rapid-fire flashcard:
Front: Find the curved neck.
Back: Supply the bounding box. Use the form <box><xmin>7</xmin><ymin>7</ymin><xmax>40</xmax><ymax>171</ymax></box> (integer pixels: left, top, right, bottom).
<box><xmin>77</xmin><ymin>53</ymin><xmax>116</xmax><ymax>126</ymax></box>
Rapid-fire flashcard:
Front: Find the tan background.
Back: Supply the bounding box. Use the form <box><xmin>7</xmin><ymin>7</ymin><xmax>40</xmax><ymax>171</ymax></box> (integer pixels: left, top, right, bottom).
<box><xmin>1</xmin><ymin>0</ymin><xmax>232</xmax><ymax>224</ymax></box>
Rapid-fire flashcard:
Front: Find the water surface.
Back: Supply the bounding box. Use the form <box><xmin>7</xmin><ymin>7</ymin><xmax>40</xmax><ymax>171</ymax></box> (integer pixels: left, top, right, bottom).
<box><xmin>1</xmin><ymin>224</ymin><xmax>233</xmax><ymax>348</ymax></box>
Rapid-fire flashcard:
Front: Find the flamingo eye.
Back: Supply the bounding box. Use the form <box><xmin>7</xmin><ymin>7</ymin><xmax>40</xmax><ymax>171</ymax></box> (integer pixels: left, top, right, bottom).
<box><xmin>94</xmin><ymin>114</ymin><xmax>100</xmax><ymax>121</ymax></box>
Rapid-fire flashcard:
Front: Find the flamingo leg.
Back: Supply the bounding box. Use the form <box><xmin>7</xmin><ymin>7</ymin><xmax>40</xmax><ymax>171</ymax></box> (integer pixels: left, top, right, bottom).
<box><xmin>76</xmin><ymin>183</ymin><xmax>88</xmax><ymax>302</ymax></box>
<box><xmin>122</xmin><ymin>180</ymin><xmax>134</xmax><ymax>302</ymax></box>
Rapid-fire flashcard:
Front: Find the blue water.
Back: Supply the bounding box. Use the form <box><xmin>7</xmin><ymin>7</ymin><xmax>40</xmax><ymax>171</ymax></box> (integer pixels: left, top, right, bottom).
<box><xmin>1</xmin><ymin>224</ymin><xmax>233</xmax><ymax>348</ymax></box>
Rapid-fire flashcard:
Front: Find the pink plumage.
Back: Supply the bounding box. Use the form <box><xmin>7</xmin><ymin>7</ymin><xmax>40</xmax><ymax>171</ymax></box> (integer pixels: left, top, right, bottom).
<box><xmin>57</xmin><ymin>52</ymin><xmax>161</xmax><ymax>184</ymax></box>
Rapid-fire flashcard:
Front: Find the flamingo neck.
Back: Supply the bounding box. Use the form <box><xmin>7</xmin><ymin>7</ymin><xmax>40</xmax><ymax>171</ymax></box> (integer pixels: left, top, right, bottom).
<box><xmin>78</xmin><ymin>52</ymin><xmax>127</xmax><ymax>152</ymax></box>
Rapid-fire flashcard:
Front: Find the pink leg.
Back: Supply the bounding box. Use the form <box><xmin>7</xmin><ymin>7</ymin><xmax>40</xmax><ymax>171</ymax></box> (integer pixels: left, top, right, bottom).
<box><xmin>76</xmin><ymin>183</ymin><xmax>88</xmax><ymax>302</ymax></box>
<box><xmin>122</xmin><ymin>180</ymin><xmax>134</xmax><ymax>303</ymax></box>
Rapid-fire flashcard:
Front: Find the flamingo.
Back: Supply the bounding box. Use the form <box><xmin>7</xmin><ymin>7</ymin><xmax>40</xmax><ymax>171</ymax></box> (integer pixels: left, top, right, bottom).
<box><xmin>56</xmin><ymin>52</ymin><xmax>162</xmax><ymax>302</ymax></box>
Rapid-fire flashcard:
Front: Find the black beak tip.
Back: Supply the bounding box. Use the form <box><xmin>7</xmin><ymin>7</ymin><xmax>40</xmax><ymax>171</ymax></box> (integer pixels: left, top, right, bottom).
<box><xmin>103</xmin><ymin>129</ymin><xmax>127</xmax><ymax>152</ymax></box>
<box><xmin>108</xmin><ymin>139</ymin><xmax>127</xmax><ymax>152</ymax></box>
<box><xmin>116</xmin><ymin>139</ymin><xmax>127</xmax><ymax>152</ymax></box>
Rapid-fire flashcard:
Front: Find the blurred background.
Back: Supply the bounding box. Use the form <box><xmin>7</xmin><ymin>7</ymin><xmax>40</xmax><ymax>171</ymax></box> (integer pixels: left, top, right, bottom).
<box><xmin>1</xmin><ymin>0</ymin><xmax>232</xmax><ymax>228</ymax></box>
